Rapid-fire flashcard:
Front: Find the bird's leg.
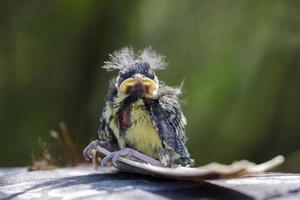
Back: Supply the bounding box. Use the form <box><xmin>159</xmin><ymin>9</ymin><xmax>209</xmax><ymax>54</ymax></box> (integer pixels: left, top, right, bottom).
<box><xmin>83</xmin><ymin>140</ymin><xmax>118</xmax><ymax>169</ymax></box>
<box><xmin>83</xmin><ymin>140</ymin><xmax>163</xmax><ymax>167</ymax></box>
<box><xmin>83</xmin><ymin>140</ymin><xmax>101</xmax><ymax>160</ymax></box>
<box><xmin>83</xmin><ymin>140</ymin><xmax>120</xmax><ymax>159</ymax></box>
<box><xmin>83</xmin><ymin>140</ymin><xmax>101</xmax><ymax>169</ymax></box>
<box><xmin>158</xmin><ymin>148</ymin><xmax>173</xmax><ymax>167</ymax></box>
<box><xmin>179</xmin><ymin>157</ymin><xmax>195</xmax><ymax>167</ymax></box>
<box><xmin>101</xmin><ymin>148</ymin><xmax>163</xmax><ymax>167</ymax></box>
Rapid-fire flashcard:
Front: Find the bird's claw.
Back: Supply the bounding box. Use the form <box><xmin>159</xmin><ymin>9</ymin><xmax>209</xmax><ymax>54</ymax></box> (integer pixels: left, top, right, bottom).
<box><xmin>100</xmin><ymin>148</ymin><xmax>163</xmax><ymax>167</ymax></box>
<box><xmin>83</xmin><ymin>140</ymin><xmax>99</xmax><ymax>160</ymax></box>
<box><xmin>83</xmin><ymin>141</ymin><xmax>164</xmax><ymax>167</ymax></box>
<box><xmin>100</xmin><ymin>148</ymin><xmax>130</xmax><ymax>167</ymax></box>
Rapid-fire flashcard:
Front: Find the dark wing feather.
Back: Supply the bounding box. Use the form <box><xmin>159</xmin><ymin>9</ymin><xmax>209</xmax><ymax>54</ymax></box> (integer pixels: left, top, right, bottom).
<box><xmin>97</xmin><ymin>79</ymin><xmax>118</xmax><ymax>143</ymax></box>
<box><xmin>147</xmin><ymin>89</ymin><xmax>190</xmax><ymax>159</ymax></box>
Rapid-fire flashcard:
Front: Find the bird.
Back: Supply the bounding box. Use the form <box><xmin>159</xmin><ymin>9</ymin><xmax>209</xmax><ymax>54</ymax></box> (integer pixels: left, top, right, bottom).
<box><xmin>85</xmin><ymin>47</ymin><xmax>194</xmax><ymax>167</ymax></box>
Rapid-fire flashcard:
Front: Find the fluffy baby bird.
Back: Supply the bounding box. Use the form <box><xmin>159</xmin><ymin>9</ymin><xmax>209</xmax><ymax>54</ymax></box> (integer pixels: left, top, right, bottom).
<box><xmin>85</xmin><ymin>47</ymin><xmax>194</xmax><ymax>167</ymax></box>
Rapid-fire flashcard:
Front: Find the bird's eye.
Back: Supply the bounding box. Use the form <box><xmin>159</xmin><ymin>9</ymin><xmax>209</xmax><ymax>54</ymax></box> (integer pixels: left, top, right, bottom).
<box><xmin>118</xmin><ymin>71</ymin><xmax>135</xmax><ymax>85</ymax></box>
<box><xmin>146</xmin><ymin>71</ymin><xmax>155</xmax><ymax>80</ymax></box>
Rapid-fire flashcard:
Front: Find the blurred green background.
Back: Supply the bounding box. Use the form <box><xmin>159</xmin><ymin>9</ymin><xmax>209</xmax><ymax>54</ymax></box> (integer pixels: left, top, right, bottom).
<box><xmin>1</xmin><ymin>0</ymin><xmax>300</xmax><ymax>171</ymax></box>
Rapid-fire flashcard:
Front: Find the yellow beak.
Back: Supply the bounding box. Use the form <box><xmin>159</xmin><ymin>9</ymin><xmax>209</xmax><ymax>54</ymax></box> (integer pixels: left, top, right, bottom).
<box><xmin>119</xmin><ymin>77</ymin><xmax>158</xmax><ymax>94</ymax></box>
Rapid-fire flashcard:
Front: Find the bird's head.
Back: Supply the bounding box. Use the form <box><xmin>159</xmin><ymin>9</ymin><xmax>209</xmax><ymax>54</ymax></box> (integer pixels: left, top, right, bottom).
<box><xmin>103</xmin><ymin>47</ymin><xmax>166</xmax><ymax>98</ymax></box>
<box><xmin>117</xmin><ymin>62</ymin><xmax>158</xmax><ymax>97</ymax></box>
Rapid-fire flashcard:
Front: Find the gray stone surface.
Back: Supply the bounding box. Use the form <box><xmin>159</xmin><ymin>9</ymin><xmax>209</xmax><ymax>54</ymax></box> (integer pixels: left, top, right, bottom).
<box><xmin>0</xmin><ymin>166</ymin><xmax>299</xmax><ymax>200</ymax></box>
<box><xmin>210</xmin><ymin>173</ymin><xmax>300</xmax><ymax>200</ymax></box>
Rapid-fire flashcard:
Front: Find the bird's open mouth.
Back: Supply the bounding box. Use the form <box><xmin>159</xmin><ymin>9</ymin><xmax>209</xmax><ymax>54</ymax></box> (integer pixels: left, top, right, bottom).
<box><xmin>120</xmin><ymin>77</ymin><xmax>158</xmax><ymax>95</ymax></box>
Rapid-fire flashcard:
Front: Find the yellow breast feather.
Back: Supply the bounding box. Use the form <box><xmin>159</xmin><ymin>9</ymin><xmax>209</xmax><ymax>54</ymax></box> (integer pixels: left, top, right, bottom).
<box><xmin>125</xmin><ymin>100</ymin><xmax>162</xmax><ymax>158</ymax></box>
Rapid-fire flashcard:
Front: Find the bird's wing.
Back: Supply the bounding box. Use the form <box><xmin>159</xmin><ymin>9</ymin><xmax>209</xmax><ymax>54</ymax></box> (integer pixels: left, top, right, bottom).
<box><xmin>98</xmin><ymin>79</ymin><xmax>118</xmax><ymax>143</ymax></box>
<box><xmin>147</xmin><ymin>86</ymin><xmax>190</xmax><ymax>159</ymax></box>
<box><xmin>98</xmin><ymin>103</ymin><xmax>113</xmax><ymax>141</ymax></box>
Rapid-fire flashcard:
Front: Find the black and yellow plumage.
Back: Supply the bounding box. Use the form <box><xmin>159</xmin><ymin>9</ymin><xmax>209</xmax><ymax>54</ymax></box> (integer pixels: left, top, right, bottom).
<box><xmin>97</xmin><ymin>47</ymin><xmax>194</xmax><ymax>166</ymax></box>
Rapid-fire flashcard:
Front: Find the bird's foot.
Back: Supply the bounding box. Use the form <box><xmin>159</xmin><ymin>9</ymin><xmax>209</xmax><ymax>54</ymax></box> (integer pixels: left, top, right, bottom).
<box><xmin>101</xmin><ymin>148</ymin><xmax>163</xmax><ymax>167</ymax></box>
<box><xmin>83</xmin><ymin>140</ymin><xmax>103</xmax><ymax>169</ymax></box>
<box><xmin>179</xmin><ymin>157</ymin><xmax>195</xmax><ymax>167</ymax></box>
<box><xmin>83</xmin><ymin>140</ymin><xmax>100</xmax><ymax>160</ymax></box>
<box><xmin>158</xmin><ymin>150</ymin><xmax>173</xmax><ymax>167</ymax></box>
<box><xmin>83</xmin><ymin>141</ymin><xmax>163</xmax><ymax>167</ymax></box>
<box><xmin>83</xmin><ymin>140</ymin><xmax>116</xmax><ymax>169</ymax></box>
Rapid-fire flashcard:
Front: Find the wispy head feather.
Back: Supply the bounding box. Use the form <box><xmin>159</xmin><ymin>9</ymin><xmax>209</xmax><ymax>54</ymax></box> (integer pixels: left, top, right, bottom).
<box><xmin>103</xmin><ymin>47</ymin><xmax>167</xmax><ymax>72</ymax></box>
<box><xmin>139</xmin><ymin>47</ymin><xmax>167</xmax><ymax>70</ymax></box>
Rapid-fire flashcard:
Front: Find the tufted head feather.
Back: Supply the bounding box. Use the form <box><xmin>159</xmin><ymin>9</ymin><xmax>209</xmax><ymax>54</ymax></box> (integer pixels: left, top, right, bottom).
<box><xmin>103</xmin><ymin>47</ymin><xmax>167</xmax><ymax>72</ymax></box>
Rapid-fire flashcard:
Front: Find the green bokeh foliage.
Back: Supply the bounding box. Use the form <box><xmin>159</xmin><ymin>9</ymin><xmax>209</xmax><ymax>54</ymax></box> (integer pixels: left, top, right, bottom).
<box><xmin>0</xmin><ymin>0</ymin><xmax>299</xmax><ymax>170</ymax></box>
